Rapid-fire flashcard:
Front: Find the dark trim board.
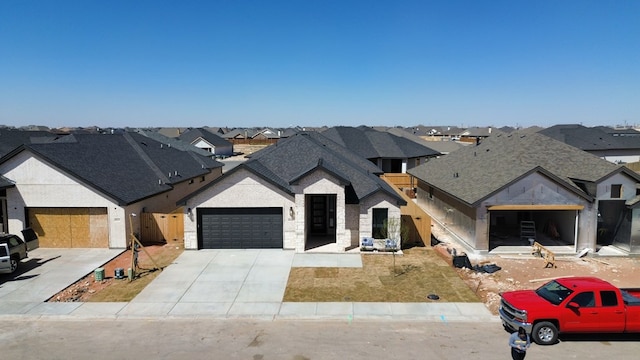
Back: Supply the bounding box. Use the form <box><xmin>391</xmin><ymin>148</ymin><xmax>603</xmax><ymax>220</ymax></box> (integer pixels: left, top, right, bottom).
<box><xmin>197</xmin><ymin>207</ymin><xmax>283</xmax><ymax>249</ymax></box>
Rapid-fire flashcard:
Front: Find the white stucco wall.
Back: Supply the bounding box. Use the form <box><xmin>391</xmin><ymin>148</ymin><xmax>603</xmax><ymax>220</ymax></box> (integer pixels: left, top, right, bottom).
<box><xmin>1</xmin><ymin>151</ymin><xmax>221</xmax><ymax>248</ymax></box>
<box><xmin>0</xmin><ymin>152</ymin><xmax>125</xmax><ymax>246</ymax></box>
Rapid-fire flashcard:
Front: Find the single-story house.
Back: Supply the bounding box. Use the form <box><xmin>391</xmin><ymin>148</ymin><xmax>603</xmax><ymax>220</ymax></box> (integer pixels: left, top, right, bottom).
<box><xmin>178</xmin><ymin>128</ymin><xmax>234</xmax><ymax>156</ymax></box>
<box><xmin>179</xmin><ymin>131</ymin><xmax>407</xmax><ymax>252</ymax></box>
<box><xmin>0</xmin><ymin>132</ymin><xmax>222</xmax><ymax>248</ymax></box>
<box><xmin>408</xmin><ymin>131</ymin><xmax>640</xmax><ymax>255</ymax></box>
<box><xmin>538</xmin><ymin>124</ymin><xmax>640</xmax><ymax>164</ymax></box>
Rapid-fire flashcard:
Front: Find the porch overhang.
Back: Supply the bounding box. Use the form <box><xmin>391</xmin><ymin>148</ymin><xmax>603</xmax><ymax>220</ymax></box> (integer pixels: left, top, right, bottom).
<box><xmin>487</xmin><ymin>204</ymin><xmax>584</xmax><ymax>211</ymax></box>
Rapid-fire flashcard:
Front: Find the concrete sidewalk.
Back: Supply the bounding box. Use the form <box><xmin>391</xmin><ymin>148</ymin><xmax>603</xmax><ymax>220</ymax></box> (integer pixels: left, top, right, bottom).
<box><xmin>0</xmin><ymin>249</ymin><xmax>498</xmax><ymax>323</ymax></box>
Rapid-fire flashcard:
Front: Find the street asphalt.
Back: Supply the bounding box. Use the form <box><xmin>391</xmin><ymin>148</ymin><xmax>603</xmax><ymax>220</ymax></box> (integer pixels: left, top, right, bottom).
<box><xmin>0</xmin><ymin>248</ymin><xmax>498</xmax><ymax>323</ymax></box>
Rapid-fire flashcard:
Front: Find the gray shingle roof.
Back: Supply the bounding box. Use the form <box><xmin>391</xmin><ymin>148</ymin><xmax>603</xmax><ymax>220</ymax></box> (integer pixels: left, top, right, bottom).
<box><xmin>1</xmin><ymin>133</ymin><xmax>222</xmax><ymax>205</ymax></box>
<box><xmin>0</xmin><ymin>128</ymin><xmax>58</xmax><ymax>158</ymax></box>
<box><xmin>182</xmin><ymin>132</ymin><xmax>405</xmax><ymax>205</ymax></box>
<box><xmin>321</xmin><ymin>126</ymin><xmax>440</xmax><ymax>159</ymax></box>
<box><xmin>0</xmin><ymin>175</ymin><xmax>14</xmax><ymax>189</ymax></box>
<box><xmin>408</xmin><ymin>131</ymin><xmax>635</xmax><ymax>206</ymax></box>
<box><xmin>178</xmin><ymin>128</ymin><xmax>233</xmax><ymax>147</ymax></box>
<box><xmin>538</xmin><ymin>124</ymin><xmax>640</xmax><ymax>151</ymax></box>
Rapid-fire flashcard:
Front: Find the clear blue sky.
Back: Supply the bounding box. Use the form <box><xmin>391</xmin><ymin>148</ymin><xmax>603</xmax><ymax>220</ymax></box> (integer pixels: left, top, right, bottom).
<box><xmin>1</xmin><ymin>0</ymin><xmax>638</xmax><ymax>129</ymax></box>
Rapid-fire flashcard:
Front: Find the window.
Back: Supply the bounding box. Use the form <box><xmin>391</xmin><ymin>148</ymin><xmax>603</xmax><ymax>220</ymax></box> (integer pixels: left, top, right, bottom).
<box><xmin>200</xmin><ymin>176</ymin><xmax>206</xmax><ymax>182</ymax></box>
<box><xmin>372</xmin><ymin>208</ymin><xmax>388</xmax><ymax>239</ymax></box>
<box><xmin>428</xmin><ymin>186</ymin><xmax>434</xmax><ymax>199</ymax></box>
<box><xmin>611</xmin><ymin>184</ymin><xmax>622</xmax><ymax>198</ymax></box>
<box><xmin>571</xmin><ymin>291</ymin><xmax>595</xmax><ymax>307</ymax></box>
<box><xmin>0</xmin><ymin>245</ymin><xmax>7</xmax><ymax>257</ymax></box>
<box><xmin>601</xmin><ymin>291</ymin><xmax>618</xmax><ymax>307</ymax></box>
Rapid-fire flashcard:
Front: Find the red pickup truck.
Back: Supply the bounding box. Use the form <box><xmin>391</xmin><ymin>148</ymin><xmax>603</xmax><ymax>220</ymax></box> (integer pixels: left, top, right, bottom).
<box><xmin>499</xmin><ymin>276</ymin><xmax>640</xmax><ymax>345</ymax></box>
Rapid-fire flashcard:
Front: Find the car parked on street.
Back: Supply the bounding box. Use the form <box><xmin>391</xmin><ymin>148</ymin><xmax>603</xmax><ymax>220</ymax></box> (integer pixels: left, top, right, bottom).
<box><xmin>0</xmin><ymin>232</ymin><xmax>39</xmax><ymax>274</ymax></box>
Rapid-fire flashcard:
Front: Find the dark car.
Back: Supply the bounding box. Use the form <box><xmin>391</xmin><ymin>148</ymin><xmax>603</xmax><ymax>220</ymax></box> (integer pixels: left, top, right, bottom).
<box><xmin>0</xmin><ymin>232</ymin><xmax>39</xmax><ymax>274</ymax></box>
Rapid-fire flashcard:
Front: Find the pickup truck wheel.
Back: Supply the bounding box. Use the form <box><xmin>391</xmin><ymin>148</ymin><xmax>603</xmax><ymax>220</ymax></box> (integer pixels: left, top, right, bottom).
<box><xmin>10</xmin><ymin>257</ymin><xmax>19</xmax><ymax>273</ymax></box>
<box><xmin>532</xmin><ymin>321</ymin><xmax>558</xmax><ymax>345</ymax></box>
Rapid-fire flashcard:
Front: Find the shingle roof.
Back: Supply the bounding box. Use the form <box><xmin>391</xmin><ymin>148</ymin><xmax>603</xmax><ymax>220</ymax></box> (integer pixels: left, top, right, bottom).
<box><xmin>538</xmin><ymin>124</ymin><xmax>640</xmax><ymax>151</ymax></box>
<box><xmin>408</xmin><ymin>131</ymin><xmax>636</xmax><ymax>206</ymax></box>
<box><xmin>135</xmin><ymin>129</ymin><xmax>215</xmax><ymax>157</ymax></box>
<box><xmin>386</xmin><ymin>128</ymin><xmax>465</xmax><ymax>154</ymax></box>
<box><xmin>321</xmin><ymin>126</ymin><xmax>440</xmax><ymax>159</ymax></box>
<box><xmin>0</xmin><ymin>175</ymin><xmax>14</xmax><ymax>189</ymax></box>
<box><xmin>182</xmin><ymin>132</ymin><xmax>405</xmax><ymax>205</ymax></box>
<box><xmin>0</xmin><ymin>128</ymin><xmax>58</xmax><ymax>158</ymax></box>
<box><xmin>178</xmin><ymin>128</ymin><xmax>233</xmax><ymax>147</ymax></box>
<box><xmin>1</xmin><ymin>133</ymin><xmax>222</xmax><ymax>205</ymax></box>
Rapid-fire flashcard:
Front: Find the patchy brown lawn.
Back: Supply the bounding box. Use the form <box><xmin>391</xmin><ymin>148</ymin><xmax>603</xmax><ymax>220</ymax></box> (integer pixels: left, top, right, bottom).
<box><xmin>284</xmin><ymin>246</ymin><xmax>480</xmax><ymax>303</ymax></box>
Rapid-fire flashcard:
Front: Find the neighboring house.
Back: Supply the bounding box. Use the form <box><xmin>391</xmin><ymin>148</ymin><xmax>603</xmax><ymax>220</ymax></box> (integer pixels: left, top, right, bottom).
<box><xmin>0</xmin><ymin>132</ymin><xmax>223</xmax><ymax>248</ymax></box>
<box><xmin>0</xmin><ymin>175</ymin><xmax>15</xmax><ymax>233</ymax></box>
<box><xmin>134</xmin><ymin>129</ymin><xmax>215</xmax><ymax>158</ymax></box>
<box><xmin>538</xmin><ymin>124</ymin><xmax>640</xmax><ymax>164</ymax></box>
<box><xmin>179</xmin><ymin>131</ymin><xmax>407</xmax><ymax>253</ymax></box>
<box><xmin>178</xmin><ymin>128</ymin><xmax>234</xmax><ymax>156</ymax></box>
<box><xmin>458</xmin><ymin>127</ymin><xmax>503</xmax><ymax>144</ymax></box>
<box><xmin>386</xmin><ymin>127</ymin><xmax>466</xmax><ymax>156</ymax></box>
<box><xmin>408</xmin><ymin>132</ymin><xmax>640</xmax><ymax>255</ymax></box>
<box><xmin>321</xmin><ymin>126</ymin><xmax>440</xmax><ymax>173</ymax></box>
<box><xmin>410</xmin><ymin>126</ymin><xmax>467</xmax><ymax>141</ymax></box>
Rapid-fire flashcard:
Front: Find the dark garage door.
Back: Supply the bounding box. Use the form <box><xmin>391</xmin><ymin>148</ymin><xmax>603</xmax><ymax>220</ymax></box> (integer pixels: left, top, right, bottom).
<box><xmin>198</xmin><ymin>207</ymin><xmax>283</xmax><ymax>249</ymax></box>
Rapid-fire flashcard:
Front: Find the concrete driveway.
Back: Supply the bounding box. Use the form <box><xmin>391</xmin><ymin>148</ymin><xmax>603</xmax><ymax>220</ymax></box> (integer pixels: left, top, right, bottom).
<box><xmin>0</xmin><ymin>248</ymin><xmax>122</xmax><ymax>313</ymax></box>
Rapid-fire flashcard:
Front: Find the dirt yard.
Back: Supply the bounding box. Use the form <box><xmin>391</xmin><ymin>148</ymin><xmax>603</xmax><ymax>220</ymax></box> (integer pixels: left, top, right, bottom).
<box><xmin>438</xmin><ymin>243</ymin><xmax>640</xmax><ymax>314</ymax></box>
<box><xmin>49</xmin><ymin>242</ymin><xmax>184</xmax><ymax>302</ymax></box>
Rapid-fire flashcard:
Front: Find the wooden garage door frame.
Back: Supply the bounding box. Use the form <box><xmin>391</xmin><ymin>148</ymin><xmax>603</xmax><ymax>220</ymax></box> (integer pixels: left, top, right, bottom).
<box><xmin>197</xmin><ymin>207</ymin><xmax>283</xmax><ymax>249</ymax></box>
<box><xmin>27</xmin><ymin>207</ymin><xmax>109</xmax><ymax>248</ymax></box>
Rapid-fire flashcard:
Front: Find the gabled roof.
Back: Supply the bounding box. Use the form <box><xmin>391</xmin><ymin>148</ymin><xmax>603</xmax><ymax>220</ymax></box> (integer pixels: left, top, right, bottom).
<box><xmin>178</xmin><ymin>128</ymin><xmax>233</xmax><ymax>147</ymax></box>
<box><xmin>180</xmin><ymin>132</ymin><xmax>405</xmax><ymax>205</ymax></box>
<box><xmin>221</xmin><ymin>128</ymin><xmax>256</xmax><ymax>139</ymax></box>
<box><xmin>0</xmin><ymin>175</ymin><xmax>15</xmax><ymax>189</ymax></box>
<box><xmin>538</xmin><ymin>124</ymin><xmax>640</xmax><ymax>151</ymax></box>
<box><xmin>0</xmin><ymin>133</ymin><xmax>222</xmax><ymax>205</ymax></box>
<box><xmin>408</xmin><ymin>131</ymin><xmax>639</xmax><ymax>207</ymax></box>
<box><xmin>135</xmin><ymin>129</ymin><xmax>215</xmax><ymax>157</ymax></box>
<box><xmin>321</xmin><ymin>126</ymin><xmax>440</xmax><ymax>159</ymax></box>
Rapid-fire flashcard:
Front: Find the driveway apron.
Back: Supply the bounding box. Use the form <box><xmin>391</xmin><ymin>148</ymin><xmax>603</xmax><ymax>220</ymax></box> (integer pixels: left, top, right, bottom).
<box><xmin>122</xmin><ymin>249</ymin><xmax>295</xmax><ymax>317</ymax></box>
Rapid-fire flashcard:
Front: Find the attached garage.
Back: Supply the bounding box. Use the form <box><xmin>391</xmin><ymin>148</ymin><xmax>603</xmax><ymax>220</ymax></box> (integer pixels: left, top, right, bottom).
<box><xmin>197</xmin><ymin>207</ymin><xmax>283</xmax><ymax>249</ymax></box>
<box><xmin>27</xmin><ymin>207</ymin><xmax>109</xmax><ymax>248</ymax></box>
<box><xmin>487</xmin><ymin>205</ymin><xmax>582</xmax><ymax>250</ymax></box>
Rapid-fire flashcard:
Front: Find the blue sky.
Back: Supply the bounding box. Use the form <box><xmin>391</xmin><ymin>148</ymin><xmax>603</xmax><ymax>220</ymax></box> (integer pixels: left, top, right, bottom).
<box><xmin>1</xmin><ymin>0</ymin><xmax>638</xmax><ymax>129</ymax></box>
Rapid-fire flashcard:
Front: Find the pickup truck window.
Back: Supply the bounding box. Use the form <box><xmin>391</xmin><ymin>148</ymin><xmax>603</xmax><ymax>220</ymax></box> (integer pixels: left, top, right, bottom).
<box><xmin>601</xmin><ymin>291</ymin><xmax>618</xmax><ymax>306</ymax></box>
<box><xmin>0</xmin><ymin>245</ymin><xmax>7</xmax><ymax>257</ymax></box>
<box><xmin>571</xmin><ymin>291</ymin><xmax>595</xmax><ymax>307</ymax></box>
<box><xmin>536</xmin><ymin>280</ymin><xmax>573</xmax><ymax>305</ymax></box>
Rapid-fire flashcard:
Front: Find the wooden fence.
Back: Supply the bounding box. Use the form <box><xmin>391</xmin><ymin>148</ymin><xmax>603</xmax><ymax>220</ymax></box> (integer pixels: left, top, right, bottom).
<box><xmin>380</xmin><ymin>173</ymin><xmax>413</xmax><ymax>188</ymax></box>
<box><xmin>381</xmin><ymin>176</ymin><xmax>431</xmax><ymax>247</ymax></box>
<box><xmin>626</xmin><ymin>161</ymin><xmax>640</xmax><ymax>173</ymax></box>
<box><xmin>140</xmin><ymin>211</ymin><xmax>184</xmax><ymax>244</ymax></box>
